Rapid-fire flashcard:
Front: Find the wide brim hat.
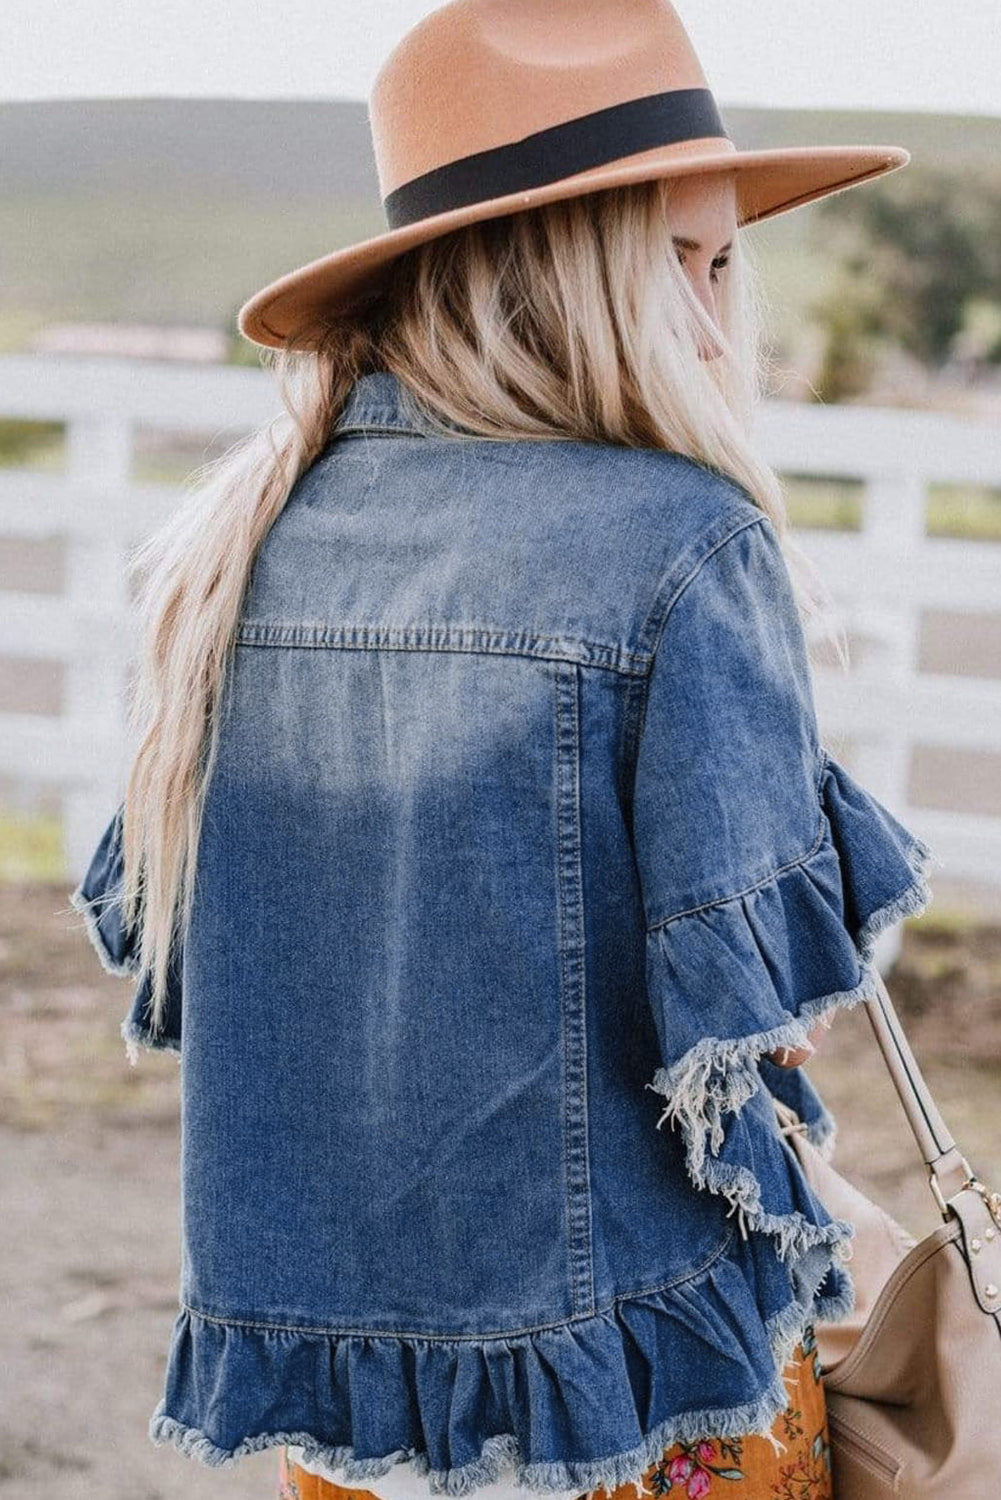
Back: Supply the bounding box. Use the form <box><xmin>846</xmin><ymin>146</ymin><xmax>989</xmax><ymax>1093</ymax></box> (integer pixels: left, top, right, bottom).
<box><xmin>238</xmin><ymin>0</ymin><xmax>910</xmax><ymax>350</ymax></box>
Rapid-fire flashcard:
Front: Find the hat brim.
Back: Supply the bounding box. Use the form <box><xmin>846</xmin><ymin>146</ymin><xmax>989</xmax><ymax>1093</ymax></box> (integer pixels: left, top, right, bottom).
<box><xmin>238</xmin><ymin>142</ymin><xmax>909</xmax><ymax>349</ymax></box>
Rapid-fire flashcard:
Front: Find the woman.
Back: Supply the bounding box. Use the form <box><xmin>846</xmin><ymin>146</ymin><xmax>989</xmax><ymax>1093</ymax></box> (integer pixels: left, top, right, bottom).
<box><xmin>68</xmin><ymin>3</ymin><xmax>932</xmax><ymax>1500</ymax></box>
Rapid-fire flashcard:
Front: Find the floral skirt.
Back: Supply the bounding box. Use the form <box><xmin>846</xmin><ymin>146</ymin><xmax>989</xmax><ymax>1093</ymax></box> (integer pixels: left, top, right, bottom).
<box><xmin>278</xmin><ymin>1324</ymin><xmax>832</xmax><ymax>1500</ymax></box>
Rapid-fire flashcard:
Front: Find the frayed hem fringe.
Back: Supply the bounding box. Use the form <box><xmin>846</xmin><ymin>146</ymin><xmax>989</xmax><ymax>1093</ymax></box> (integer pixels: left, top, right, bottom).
<box><xmin>67</xmin><ymin>883</ymin><xmax>140</xmax><ymax>980</ymax></box>
<box><xmin>120</xmin><ymin>1014</ymin><xmax>181</xmax><ymax>1067</ymax></box>
<box><xmin>645</xmin><ymin>834</ymin><xmax>933</xmax><ymax>1260</ymax></box>
<box><xmin>69</xmin><ymin>876</ymin><xmax>180</xmax><ymax>1068</ymax></box>
<box><xmin>69</xmin><ymin>884</ymin><xmax>180</xmax><ymax>1066</ymax></box>
<box><xmin>801</xmin><ymin>1102</ymin><xmax>838</xmax><ymax>1162</ymax></box>
<box><xmin>147</xmin><ymin>1282</ymin><xmax>841</xmax><ymax>1493</ymax></box>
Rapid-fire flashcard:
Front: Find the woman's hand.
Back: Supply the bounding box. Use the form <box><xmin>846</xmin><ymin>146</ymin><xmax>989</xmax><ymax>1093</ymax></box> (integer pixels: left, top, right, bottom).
<box><xmin>763</xmin><ymin>1016</ymin><xmax>833</xmax><ymax>1069</ymax></box>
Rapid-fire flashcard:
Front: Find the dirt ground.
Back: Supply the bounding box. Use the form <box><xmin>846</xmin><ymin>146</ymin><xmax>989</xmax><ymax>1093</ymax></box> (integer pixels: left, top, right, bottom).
<box><xmin>2</xmin><ymin>881</ymin><xmax>1000</xmax><ymax>1500</ymax></box>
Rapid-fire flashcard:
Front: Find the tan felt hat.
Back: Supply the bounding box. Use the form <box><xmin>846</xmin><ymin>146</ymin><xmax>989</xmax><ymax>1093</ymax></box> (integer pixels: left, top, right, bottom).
<box><xmin>238</xmin><ymin>0</ymin><xmax>910</xmax><ymax>350</ymax></box>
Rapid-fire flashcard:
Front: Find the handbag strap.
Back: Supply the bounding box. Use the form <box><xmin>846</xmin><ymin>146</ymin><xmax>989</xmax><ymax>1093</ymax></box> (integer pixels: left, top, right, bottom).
<box><xmin>863</xmin><ymin>967</ymin><xmax>993</xmax><ymax>1220</ymax></box>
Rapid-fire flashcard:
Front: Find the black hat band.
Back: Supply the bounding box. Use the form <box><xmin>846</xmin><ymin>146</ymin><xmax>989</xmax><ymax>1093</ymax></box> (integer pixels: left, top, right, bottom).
<box><xmin>383</xmin><ymin>86</ymin><xmax>729</xmax><ymax>230</ymax></box>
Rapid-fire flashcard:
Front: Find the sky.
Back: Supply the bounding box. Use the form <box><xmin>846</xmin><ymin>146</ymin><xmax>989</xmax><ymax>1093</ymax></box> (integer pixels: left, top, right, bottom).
<box><xmin>4</xmin><ymin>0</ymin><xmax>1000</xmax><ymax>116</ymax></box>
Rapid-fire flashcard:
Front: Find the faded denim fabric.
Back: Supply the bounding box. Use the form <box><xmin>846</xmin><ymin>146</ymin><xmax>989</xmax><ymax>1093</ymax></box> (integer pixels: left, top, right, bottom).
<box><xmin>70</xmin><ymin>370</ymin><xmax>933</xmax><ymax>1496</ymax></box>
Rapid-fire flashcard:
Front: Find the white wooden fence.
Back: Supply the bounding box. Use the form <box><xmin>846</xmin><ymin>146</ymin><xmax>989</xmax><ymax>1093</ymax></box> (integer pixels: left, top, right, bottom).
<box><xmin>753</xmin><ymin>399</ymin><xmax>1001</xmax><ymax>907</ymax></box>
<box><xmin>2</xmin><ymin>354</ymin><xmax>1000</xmax><ymax>946</ymax></box>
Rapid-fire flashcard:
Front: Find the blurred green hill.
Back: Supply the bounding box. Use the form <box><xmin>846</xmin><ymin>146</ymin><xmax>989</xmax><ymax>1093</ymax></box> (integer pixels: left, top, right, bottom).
<box><xmin>2</xmin><ymin>97</ymin><xmax>999</xmax><ymax>366</ymax></box>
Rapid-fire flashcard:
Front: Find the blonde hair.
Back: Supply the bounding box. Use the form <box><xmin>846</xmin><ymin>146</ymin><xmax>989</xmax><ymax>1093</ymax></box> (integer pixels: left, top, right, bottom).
<box><xmin>117</xmin><ymin>172</ymin><xmax>844</xmax><ymax>1036</ymax></box>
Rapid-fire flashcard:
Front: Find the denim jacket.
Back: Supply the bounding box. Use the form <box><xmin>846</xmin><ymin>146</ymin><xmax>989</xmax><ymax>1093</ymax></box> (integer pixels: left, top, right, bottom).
<box><xmin>70</xmin><ymin>370</ymin><xmax>933</xmax><ymax>1495</ymax></box>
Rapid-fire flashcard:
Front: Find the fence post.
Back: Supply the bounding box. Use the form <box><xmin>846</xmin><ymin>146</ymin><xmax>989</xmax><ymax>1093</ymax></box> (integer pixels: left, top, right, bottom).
<box><xmin>62</xmin><ymin>414</ymin><xmax>135</xmax><ymax>879</ymax></box>
<box><xmin>851</xmin><ymin>466</ymin><xmax>928</xmax><ymax>972</ymax></box>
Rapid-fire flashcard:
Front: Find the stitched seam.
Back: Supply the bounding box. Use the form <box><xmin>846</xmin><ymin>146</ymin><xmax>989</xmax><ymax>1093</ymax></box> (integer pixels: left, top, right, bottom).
<box><xmin>333</xmin><ymin>423</ymin><xmax>429</xmax><ymax>439</ymax></box>
<box><xmin>641</xmin><ymin>509</ymin><xmax>767</xmax><ymax>661</ymax></box>
<box><xmin>616</xmin><ymin>512</ymin><xmax>761</xmax><ymax>824</ymax></box>
<box><xmin>647</xmin><ymin>736</ymin><xmax>829</xmax><ymax>933</ymax></box>
<box><xmin>617</xmin><ymin>670</ymin><xmax>648</xmax><ymax>832</ymax></box>
<box><xmin>555</xmin><ymin>661</ymin><xmax>594</xmax><ymax>1316</ymax></box>
<box><xmin>631</xmin><ymin>512</ymin><xmax>768</xmax><ymax>754</ymax></box>
<box><xmin>235</xmin><ymin>628</ymin><xmax>648</xmax><ymax>676</ymax></box>
<box><xmin>179</xmin><ymin>1224</ymin><xmax>737</xmax><ymax>1341</ymax></box>
<box><xmin>556</xmin><ymin>664</ymin><xmax>573</xmax><ymax>1314</ymax></box>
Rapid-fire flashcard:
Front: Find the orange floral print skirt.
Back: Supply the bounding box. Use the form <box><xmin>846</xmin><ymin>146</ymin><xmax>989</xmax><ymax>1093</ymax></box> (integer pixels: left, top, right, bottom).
<box><xmin>277</xmin><ymin>1323</ymin><xmax>832</xmax><ymax>1500</ymax></box>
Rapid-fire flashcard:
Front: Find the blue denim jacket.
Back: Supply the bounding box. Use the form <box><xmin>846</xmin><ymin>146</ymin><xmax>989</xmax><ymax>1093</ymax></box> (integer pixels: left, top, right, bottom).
<box><xmin>70</xmin><ymin>370</ymin><xmax>933</xmax><ymax>1495</ymax></box>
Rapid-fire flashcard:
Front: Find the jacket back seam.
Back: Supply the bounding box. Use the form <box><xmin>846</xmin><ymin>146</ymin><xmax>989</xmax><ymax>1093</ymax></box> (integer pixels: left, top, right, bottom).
<box><xmin>178</xmin><ymin>1224</ymin><xmax>738</xmax><ymax>1341</ymax></box>
<box><xmin>646</xmin><ymin>745</ymin><xmax>829</xmax><ymax>932</ymax></box>
<box><xmin>235</xmin><ymin>622</ymin><xmax>650</xmax><ymax>676</ymax></box>
<box><xmin>554</xmin><ymin>660</ymin><xmax>595</xmax><ymax>1316</ymax></box>
<box><xmin>640</xmin><ymin>508</ymin><xmax>768</xmax><ymax>664</ymax></box>
<box><xmin>619</xmin><ymin>507</ymin><xmax>767</xmax><ymax>838</ymax></box>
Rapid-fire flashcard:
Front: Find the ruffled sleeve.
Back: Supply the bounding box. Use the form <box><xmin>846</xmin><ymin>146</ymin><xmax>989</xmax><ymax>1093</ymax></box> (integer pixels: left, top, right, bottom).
<box><xmin>631</xmin><ymin>511</ymin><xmax>932</xmax><ymax>1305</ymax></box>
<box><xmin>68</xmin><ymin>802</ymin><xmax>183</xmax><ymax>1062</ymax></box>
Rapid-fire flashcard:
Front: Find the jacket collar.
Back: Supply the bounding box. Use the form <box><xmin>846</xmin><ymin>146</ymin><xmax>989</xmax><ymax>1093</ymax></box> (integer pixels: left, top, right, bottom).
<box><xmin>332</xmin><ymin>370</ymin><xmax>436</xmax><ymax>438</ymax></box>
<box><xmin>332</xmin><ymin>370</ymin><xmax>492</xmax><ymax>439</ymax></box>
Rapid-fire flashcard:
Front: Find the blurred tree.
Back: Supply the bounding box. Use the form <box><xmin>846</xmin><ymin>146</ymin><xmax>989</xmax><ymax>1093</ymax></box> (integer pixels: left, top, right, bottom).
<box><xmin>808</xmin><ymin>164</ymin><xmax>1001</xmax><ymax>401</ymax></box>
<box><xmin>813</xmin><ymin>292</ymin><xmax>883</xmax><ymax>404</ymax></box>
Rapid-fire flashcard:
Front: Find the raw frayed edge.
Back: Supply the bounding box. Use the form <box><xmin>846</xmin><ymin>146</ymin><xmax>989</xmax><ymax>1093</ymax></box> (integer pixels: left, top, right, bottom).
<box><xmin>812</xmin><ymin>1264</ymin><xmax>857</xmax><ymax>1326</ymax></box>
<box><xmin>780</xmin><ymin>839</ymin><xmax>933</xmax><ymax>1169</ymax></box>
<box><xmin>855</xmin><ymin>836</ymin><xmax>934</xmax><ymax>966</ymax></box>
<box><xmin>147</xmin><ymin>1288</ymin><xmax>837</xmax><ymax>1495</ymax></box>
<box><xmin>645</xmin><ymin>834</ymin><xmax>934</xmax><ymax>1258</ymax></box>
<box><xmin>70</xmin><ymin>885</ymin><xmax>178</xmax><ymax>1066</ymax></box>
<box><xmin>801</xmin><ymin>1098</ymin><xmax>838</xmax><ymax>1162</ymax></box>
<box><xmin>646</xmin><ymin>1001</ymin><xmax>861</xmax><ymax>1266</ymax></box>
<box><xmin>67</xmin><ymin>882</ymin><xmax>141</xmax><ymax>980</ymax></box>
<box><xmin>120</xmin><ymin>1014</ymin><xmax>181</xmax><ymax>1067</ymax></box>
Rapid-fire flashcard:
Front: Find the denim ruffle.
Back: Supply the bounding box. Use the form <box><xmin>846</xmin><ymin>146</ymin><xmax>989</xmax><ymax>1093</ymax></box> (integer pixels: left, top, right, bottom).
<box><xmin>68</xmin><ymin>802</ymin><xmax>142</xmax><ymax>978</ymax></box>
<box><xmin>68</xmin><ymin>801</ymin><xmax>183</xmax><ymax>1062</ymax></box>
<box><xmin>147</xmin><ymin>1201</ymin><xmax>849</xmax><ymax>1494</ymax></box>
<box><xmin>643</xmin><ymin>746</ymin><xmax>932</xmax><ymax>1308</ymax></box>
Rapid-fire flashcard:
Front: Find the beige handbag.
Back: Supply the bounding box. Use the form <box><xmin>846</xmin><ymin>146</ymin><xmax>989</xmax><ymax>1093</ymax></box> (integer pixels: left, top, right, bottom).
<box><xmin>772</xmin><ymin>967</ymin><xmax>1001</xmax><ymax>1497</ymax></box>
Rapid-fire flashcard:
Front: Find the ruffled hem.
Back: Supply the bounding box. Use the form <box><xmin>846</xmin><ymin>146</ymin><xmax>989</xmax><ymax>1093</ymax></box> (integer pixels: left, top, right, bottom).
<box><xmin>759</xmin><ymin>1059</ymin><xmax>840</xmax><ymax>1160</ymax></box>
<box><xmin>69</xmin><ymin>803</ymin><xmax>184</xmax><ymax>1064</ymax></box>
<box><xmin>121</xmin><ymin>1008</ymin><xmax>182</xmax><ymax>1063</ymax></box>
<box><xmin>644</xmin><ymin>746</ymin><xmax>932</xmax><ymax>1265</ymax></box>
<box><xmin>73</xmin><ymin>877</ymin><xmax>182</xmax><ymax>1065</ymax></box>
<box><xmin>119</xmin><ymin>958</ymin><xmax>184</xmax><ymax>1065</ymax></box>
<box><xmin>68</xmin><ymin>877</ymin><xmax>141</xmax><ymax>979</ymax></box>
<box><xmin>147</xmin><ymin>1208</ymin><xmax>852</xmax><ymax>1495</ymax></box>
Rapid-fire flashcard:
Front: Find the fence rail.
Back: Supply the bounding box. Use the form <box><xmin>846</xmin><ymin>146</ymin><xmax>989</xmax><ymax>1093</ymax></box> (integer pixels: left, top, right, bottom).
<box><xmin>3</xmin><ymin>355</ymin><xmax>1000</xmax><ymax>951</ymax></box>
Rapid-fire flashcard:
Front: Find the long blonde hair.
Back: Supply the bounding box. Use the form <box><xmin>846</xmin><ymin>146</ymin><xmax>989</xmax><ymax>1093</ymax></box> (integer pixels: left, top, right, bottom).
<box><xmin>118</xmin><ymin>172</ymin><xmax>844</xmax><ymax>1035</ymax></box>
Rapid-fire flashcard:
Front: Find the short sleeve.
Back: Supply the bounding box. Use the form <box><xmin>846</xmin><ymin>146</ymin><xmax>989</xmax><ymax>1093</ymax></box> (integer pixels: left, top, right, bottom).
<box><xmin>69</xmin><ymin>802</ymin><xmax>183</xmax><ymax>1062</ymax></box>
<box><xmin>631</xmin><ymin>512</ymin><xmax>933</xmax><ymax>1267</ymax></box>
